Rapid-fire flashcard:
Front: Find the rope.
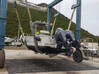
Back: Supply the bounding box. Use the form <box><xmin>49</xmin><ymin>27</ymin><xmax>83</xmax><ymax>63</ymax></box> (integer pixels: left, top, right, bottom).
<box><xmin>67</xmin><ymin>0</ymin><xmax>76</xmax><ymax>30</ymax></box>
<box><xmin>25</xmin><ymin>0</ymin><xmax>42</xmax><ymax>53</ymax></box>
<box><xmin>68</xmin><ymin>8</ymin><xmax>76</xmax><ymax>30</ymax></box>
<box><xmin>25</xmin><ymin>0</ymin><xmax>32</xmax><ymax>22</ymax></box>
<box><xmin>15</xmin><ymin>4</ymin><xmax>25</xmax><ymax>40</ymax></box>
<box><xmin>50</xmin><ymin>17</ymin><xmax>56</xmax><ymax>37</ymax></box>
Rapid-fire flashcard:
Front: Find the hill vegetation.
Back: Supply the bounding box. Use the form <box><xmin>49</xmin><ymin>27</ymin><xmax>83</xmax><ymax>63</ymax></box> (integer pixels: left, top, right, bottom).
<box><xmin>6</xmin><ymin>3</ymin><xmax>99</xmax><ymax>42</ymax></box>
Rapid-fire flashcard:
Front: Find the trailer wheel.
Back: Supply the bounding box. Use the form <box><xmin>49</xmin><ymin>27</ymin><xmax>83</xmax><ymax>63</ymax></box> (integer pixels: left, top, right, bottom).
<box><xmin>0</xmin><ymin>50</ymin><xmax>5</xmax><ymax>68</ymax></box>
<box><xmin>73</xmin><ymin>50</ymin><xmax>83</xmax><ymax>63</ymax></box>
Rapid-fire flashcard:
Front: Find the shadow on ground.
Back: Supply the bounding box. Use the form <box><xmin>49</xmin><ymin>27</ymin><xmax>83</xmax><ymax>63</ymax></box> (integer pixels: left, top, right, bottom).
<box><xmin>5</xmin><ymin>58</ymin><xmax>99</xmax><ymax>74</ymax></box>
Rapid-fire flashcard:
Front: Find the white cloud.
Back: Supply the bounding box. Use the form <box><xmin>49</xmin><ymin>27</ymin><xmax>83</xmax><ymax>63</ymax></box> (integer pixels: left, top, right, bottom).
<box><xmin>28</xmin><ymin>0</ymin><xmax>53</xmax><ymax>4</ymax></box>
<box><xmin>82</xmin><ymin>0</ymin><xmax>99</xmax><ymax>36</ymax></box>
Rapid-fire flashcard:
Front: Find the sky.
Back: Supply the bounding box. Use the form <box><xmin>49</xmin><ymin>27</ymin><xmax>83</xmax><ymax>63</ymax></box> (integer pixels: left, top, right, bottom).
<box><xmin>28</xmin><ymin>0</ymin><xmax>99</xmax><ymax>36</ymax></box>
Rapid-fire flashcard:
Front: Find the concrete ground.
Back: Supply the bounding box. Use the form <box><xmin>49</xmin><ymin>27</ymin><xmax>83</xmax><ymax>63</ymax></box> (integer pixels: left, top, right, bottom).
<box><xmin>0</xmin><ymin>49</ymin><xmax>99</xmax><ymax>74</ymax></box>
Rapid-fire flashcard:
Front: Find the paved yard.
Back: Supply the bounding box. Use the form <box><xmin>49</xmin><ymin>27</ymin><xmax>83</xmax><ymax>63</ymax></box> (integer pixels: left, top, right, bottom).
<box><xmin>0</xmin><ymin>49</ymin><xmax>99</xmax><ymax>74</ymax></box>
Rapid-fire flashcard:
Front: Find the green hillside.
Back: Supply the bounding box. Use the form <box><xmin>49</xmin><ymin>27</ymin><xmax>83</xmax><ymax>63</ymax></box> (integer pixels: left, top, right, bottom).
<box><xmin>6</xmin><ymin>3</ymin><xmax>99</xmax><ymax>42</ymax></box>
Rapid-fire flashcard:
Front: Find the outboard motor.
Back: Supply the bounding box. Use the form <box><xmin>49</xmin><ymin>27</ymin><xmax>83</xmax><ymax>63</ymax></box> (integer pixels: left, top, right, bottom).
<box><xmin>55</xmin><ymin>28</ymin><xmax>83</xmax><ymax>63</ymax></box>
<box><xmin>55</xmin><ymin>28</ymin><xmax>75</xmax><ymax>55</ymax></box>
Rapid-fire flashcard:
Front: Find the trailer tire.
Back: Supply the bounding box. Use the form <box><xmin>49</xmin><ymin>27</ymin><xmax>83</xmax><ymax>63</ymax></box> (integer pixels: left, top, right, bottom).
<box><xmin>0</xmin><ymin>50</ymin><xmax>5</xmax><ymax>68</ymax></box>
